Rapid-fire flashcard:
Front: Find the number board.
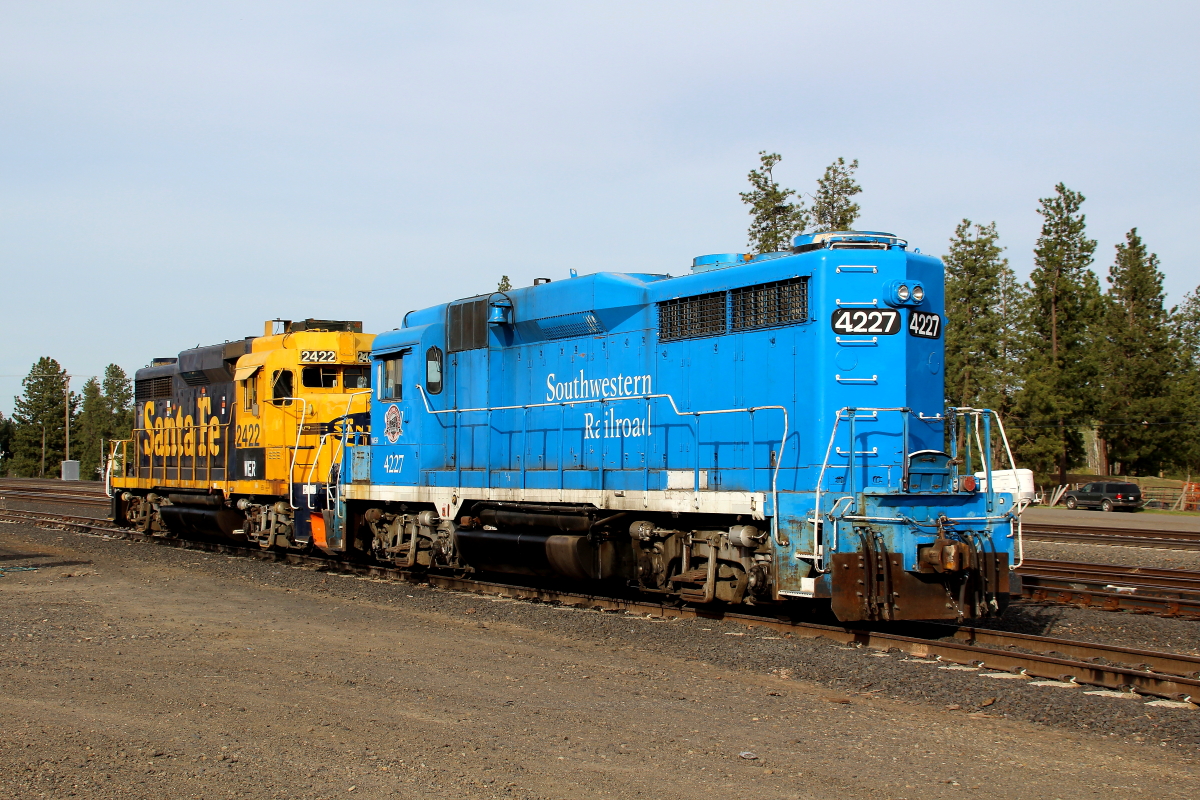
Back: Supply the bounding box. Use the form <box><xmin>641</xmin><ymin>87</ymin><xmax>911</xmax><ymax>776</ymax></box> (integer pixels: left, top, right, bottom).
<box><xmin>908</xmin><ymin>311</ymin><xmax>942</xmax><ymax>339</ymax></box>
<box><xmin>300</xmin><ymin>350</ymin><xmax>337</xmax><ymax>363</ymax></box>
<box><xmin>356</xmin><ymin>351</ymin><xmax>371</xmax><ymax>363</ymax></box>
<box><xmin>829</xmin><ymin>308</ymin><xmax>901</xmax><ymax>336</ymax></box>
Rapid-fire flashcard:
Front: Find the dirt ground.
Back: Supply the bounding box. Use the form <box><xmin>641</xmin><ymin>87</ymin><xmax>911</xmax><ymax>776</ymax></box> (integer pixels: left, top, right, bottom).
<box><xmin>2</xmin><ymin>523</ymin><xmax>1198</xmax><ymax>800</ymax></box>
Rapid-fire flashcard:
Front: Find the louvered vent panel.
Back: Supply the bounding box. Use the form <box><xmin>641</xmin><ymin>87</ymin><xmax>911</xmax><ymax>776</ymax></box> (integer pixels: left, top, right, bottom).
<box><xmin>731</xmin><ymin>277</ymin><xmax>809</xmax><ymax>331</ymax></box>
<box><xmin>657</xmin><ymin>292</ymin><xmax>727</xmax><ymax>342</ymax></box>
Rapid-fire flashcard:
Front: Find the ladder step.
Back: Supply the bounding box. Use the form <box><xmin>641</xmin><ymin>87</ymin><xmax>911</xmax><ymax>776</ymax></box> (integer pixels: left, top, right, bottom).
<box><xmin>670</xmin><ymin>568</ymin><xmax>710</xmax><ymax>584</ymax></box>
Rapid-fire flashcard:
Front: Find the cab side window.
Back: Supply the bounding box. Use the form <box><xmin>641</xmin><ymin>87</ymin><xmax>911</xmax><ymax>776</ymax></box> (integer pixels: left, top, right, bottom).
<box><xmin>243</xmin><ymin>376</ymin><xmax>259</xmax><ymax>413</ymax></box>
<box><xmin>343</xmin><ymin>367</ymin><xmax>371</xmax><ymax>389</ymax></box>
<box><xmin>426</xmin><ymin>346</ymin><xmax>443</xmax><ymax>394</ymax></box>
<box><xmin>302</xmin><ymin>366</ymin><xmax>338</xmax><ymax>388</ymax></box>
<box><xmin>378</xmin><ymin>357</ymin><xmax>402</xmax><ymax>401</ymax></box>
<box><xmin>272</xmin><ymin>369</ymin><xmax>294</xmax><ymax>406</ymax></box>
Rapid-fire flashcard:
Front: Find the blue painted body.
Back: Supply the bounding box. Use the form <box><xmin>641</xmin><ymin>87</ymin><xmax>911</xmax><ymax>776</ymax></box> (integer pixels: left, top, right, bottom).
<box><xmin>337</xmin><ymin>231</ymin><xmax>1019</xmax><ymax>618</ymax></box>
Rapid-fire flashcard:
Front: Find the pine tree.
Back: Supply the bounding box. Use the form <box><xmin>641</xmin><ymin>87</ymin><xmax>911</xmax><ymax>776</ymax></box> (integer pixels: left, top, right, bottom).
<box><xmin>740</xmin><ymin>152</ymin><xmax>808</xmax><ymax>253</ymax></box>
<box><xmin>10</xmin><ymin>358</ymin><xmax>77</xmax><ymax>477</ymax></box>
<box><xmin>74</xmin><ymin>378</ymin><xmax>106</xmax><ymax>480</ymax></box>
<box><xmin>72</xmin><ymin>365</ymin><xmax>134</xmax><ymax>480</ymax></box>
<box><xmin>1009</xmin><ymin>184</ymin><xmax>1100</xmax><ymax>484</ymax></box>
<box><xmin>497</xmin><ymin>275</ymin><xmax>512</xmax><ymax>292</ymax></box>
<box><xmin>103</xmin><ymin>364</ymin><xmax>134</xmax><ymax>438</ymax></box>
<box><xmin>0</xmin><ymin>410</ymin><xmax>13</xmax><ymax>470</ymax></box>
<box><xmin>810</xmin><ymin>157</ymin><xmax>862</xmax><ymax>231</ymax></box>
<box><xmin>1094</xmin><ymin>230</ymin><xmax>1178</xmax><ymax>476</ymax></box>
<box><xmin>943</xmin><ymin>220</ymin><xmax>1020</xmax><ymax>410</ymax></box>
<box><xmin>1171</xmin><ymin>285</ymin><xmax>1200</xmax><ymax>474</ymax></box>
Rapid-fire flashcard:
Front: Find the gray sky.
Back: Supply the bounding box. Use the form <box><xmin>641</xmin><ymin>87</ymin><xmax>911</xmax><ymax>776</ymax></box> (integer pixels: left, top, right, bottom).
<box><xmin>2</xmin><ymin>2</ymin><xmax>1197</xmax><ymax>414</ymax></box>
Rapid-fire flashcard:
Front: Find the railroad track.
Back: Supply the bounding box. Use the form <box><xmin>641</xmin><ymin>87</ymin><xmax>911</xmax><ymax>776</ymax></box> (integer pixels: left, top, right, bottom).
<box><xmin>1017</xmin><ymin>558</ymin><xmax>1200</xmax><ymax>618</ymax></box>
<box><xmin>4</xmin><ymin>501</ymin><xmax>1197</xmax><ymax>617</ymax></box>
<box><xmin>0</xmin><ymin>478</ymin><xmax>109</xmax><ymax>508</ymax></box>
<box><xmin>1</xmin><ymin>508</ymin><xmax>1197</xmax><ymax>705</ymax></box>
<box><xmin>1022</xmin><ymin>521</ymin><xmax>1200</xmax><ymax>551</ymax></box>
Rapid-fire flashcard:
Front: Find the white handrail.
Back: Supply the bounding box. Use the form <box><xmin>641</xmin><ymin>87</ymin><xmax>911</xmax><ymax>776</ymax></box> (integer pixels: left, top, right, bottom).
<box><xmin>273</xmin><ymin>397</ymin><xmax>313</xmax><ymax>510</ymax></box>
<box><xmin>327</xmin><ymin>390</ymin><xmax>373</xmax><ymax>506</ymax></box>
<box><xmin>414</xmin><ymin>385</ymin><xmax>790</xmax><ymax>546</ymax></box>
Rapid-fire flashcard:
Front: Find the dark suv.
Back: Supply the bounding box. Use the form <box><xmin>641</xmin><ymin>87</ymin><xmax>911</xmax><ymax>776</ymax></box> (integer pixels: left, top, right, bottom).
<box><xmin>1063</xmin><ymin>481</ymin><xmax>1143</xmax><ymax>512</ymax></box>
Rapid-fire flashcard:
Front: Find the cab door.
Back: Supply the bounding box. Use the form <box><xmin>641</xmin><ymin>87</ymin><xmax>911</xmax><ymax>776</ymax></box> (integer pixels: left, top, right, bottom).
<box><xmin>375</xmin><ymin>348</ymin><xmax>419</xmax><ymax>485</ymax></box>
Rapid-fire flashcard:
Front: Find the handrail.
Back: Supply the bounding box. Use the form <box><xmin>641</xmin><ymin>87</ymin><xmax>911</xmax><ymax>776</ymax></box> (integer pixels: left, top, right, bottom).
<box><xmin>811</xmin><ymin>406</ymin><xmax>913</xmax><ymax>571</ymax></box>
<box><xmin>273</xmin><ymin>398</ymin><xmax>313</xmax><ymax>509</ymax></box>
<box><xmin>329</xmin><ymin>390</ymin><xmax>373</xmax><ymax>508</ymax></box>
<box><xmin>414</xmin><ymin>384</ymin><xmax>790</xmax><ymax>547</ymax></box>
<box><xmin>812</xmin><ymin>406</ymin><xmax>1025</xmax><ymax>574</ymax></box>
<box><xmin>113</xmin><ymin>422</ymin><xmax>231</xmax><ymax>484</ymax></box>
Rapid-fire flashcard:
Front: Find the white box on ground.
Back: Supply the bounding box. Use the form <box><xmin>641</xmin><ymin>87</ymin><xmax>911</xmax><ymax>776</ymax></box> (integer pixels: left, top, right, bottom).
<box><xmin>973</xmin><ymin>468</ymin><xmax>1035</xmax><ymax>504</ymax></box>
<box><xmin>60</xmin><ymin>460</ymin><xmax>80</xmax><ymax>481</ymax></box>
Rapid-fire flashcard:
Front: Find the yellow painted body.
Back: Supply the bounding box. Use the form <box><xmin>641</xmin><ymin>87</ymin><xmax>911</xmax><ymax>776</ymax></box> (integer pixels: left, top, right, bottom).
<box><xmin>111</xmin><ymin>328</ymin><xmax>375</xmax><ymax>500</ymax></box>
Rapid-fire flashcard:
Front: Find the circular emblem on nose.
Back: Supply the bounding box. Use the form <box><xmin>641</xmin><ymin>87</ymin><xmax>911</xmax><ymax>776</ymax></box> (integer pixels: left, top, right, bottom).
<box><xmin>835</xmin><ymin>349</ymin><xmax>859</xmax><ymax>371</ymax></box>
<box><xmin>927</xmin><ymin>351</ymin><xmax>942</xmax><ymax>374</ymax></box>
<box><xmin>384</xmin><ymin>404</ymin><xmax>403</xmax><ymax>443</ymax></box>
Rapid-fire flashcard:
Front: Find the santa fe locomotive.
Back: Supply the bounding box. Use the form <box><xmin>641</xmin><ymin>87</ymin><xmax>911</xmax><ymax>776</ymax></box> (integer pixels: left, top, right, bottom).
<box><xmin>325</xmin><ymin>231</ymin><xmax>1025</xmax><ymax>622</ymax></box>
<box><xmin>109</xmin><ymin>319</ymin><xmax>375</xmax><ymax>548</ymax></box>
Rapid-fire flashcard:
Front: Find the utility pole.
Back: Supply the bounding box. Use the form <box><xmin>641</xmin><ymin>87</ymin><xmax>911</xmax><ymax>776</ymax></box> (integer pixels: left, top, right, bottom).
<box><xmin>40</xmin><ymin>424</ymin><xmax>46</xmax><ymax>478</ymax></box>
<box><xmin>64</xmin><ymin>373</ymin><xmax>70</xmax><ymax>462</ymax></box>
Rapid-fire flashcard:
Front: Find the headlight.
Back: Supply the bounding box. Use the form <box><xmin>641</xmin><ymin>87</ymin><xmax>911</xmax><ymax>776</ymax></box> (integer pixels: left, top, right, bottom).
<box><xmin>897</xmin><ymin>284</ymin><xmax>910</xmax><ymax>301</ymax></box>
<box><xmin>912</xmin><ymin>285</ymin><xmax>924</xmax><ymax>302</ymax></box>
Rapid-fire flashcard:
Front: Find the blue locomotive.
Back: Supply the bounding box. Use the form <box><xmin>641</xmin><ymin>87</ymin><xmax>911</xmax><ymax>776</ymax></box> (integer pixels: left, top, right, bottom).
<box><xmin>328</xmin><ymin>231</ymin><xmax>1024</xmax><ymax>622</ymax></box>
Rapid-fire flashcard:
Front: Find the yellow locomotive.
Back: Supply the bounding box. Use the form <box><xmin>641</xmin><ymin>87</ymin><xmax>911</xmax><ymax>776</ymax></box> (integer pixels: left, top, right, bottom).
<box><xmin>109</xmin><ymin>319</ymin><xmax>374</xmax><ymax>551</ymax></box>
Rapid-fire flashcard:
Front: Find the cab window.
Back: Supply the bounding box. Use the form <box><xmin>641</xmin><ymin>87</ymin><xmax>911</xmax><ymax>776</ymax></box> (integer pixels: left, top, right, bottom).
<box><xmin>343</xmin><ymin>366</ymin><xmax>371</xmax><ymax>389</ymax></box>
<box><xmin>302</xmin><ymin>366</ymin><xmax>338</xmax><ymax>388</ymax></box>
<box><xmin>426</xmin><ymin>346</ymin><xmax>443</xmax><ymax>394</ymax></box>
<box><xmin>243</xmin><ymin>376</ymin><xmax>259</xmax><ymax>413</ymax></box>
<box><xmin>272</xmin><ymin>369</ymin><xmax>294</xmax><ymax>406</ymax></box>
<box><xmin>378</xmin><ymin>357</ymin><xmax>402</xmax><ymax>401</ymax></box>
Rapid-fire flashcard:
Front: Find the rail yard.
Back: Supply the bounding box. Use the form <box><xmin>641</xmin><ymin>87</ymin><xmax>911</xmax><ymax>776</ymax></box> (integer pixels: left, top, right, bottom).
<box><xmin>2</xmin><ymin>479</ymin><xmax>1200</xmax><ymax>799</ymax></box>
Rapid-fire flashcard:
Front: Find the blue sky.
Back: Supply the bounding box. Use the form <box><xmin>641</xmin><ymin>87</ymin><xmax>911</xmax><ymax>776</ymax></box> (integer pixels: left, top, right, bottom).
<box><xmin>2</xmin><ymin>2</ymin><xmax>1197</xmax><ymax>413</ymax></box>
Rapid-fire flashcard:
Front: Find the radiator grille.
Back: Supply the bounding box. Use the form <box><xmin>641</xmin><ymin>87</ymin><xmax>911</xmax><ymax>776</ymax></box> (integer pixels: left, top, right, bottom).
<box><xmin>447</xmin><ymin>298</ymin><xmax>489</xmax><ymax>353</ymax></box>
<box><xmin>135</xmin><ymin>376</ymin><xmax>174</xmax><ymax>401</ymax></box>
<box><xmin>731</xmin><ymin>277</ymin><xmax>809</xmax><ymax>330</ymax></box>
<box><xmin>657</xmin><ymin>292</ymin><xmax>727</xmax><ymax>342</ymax></box>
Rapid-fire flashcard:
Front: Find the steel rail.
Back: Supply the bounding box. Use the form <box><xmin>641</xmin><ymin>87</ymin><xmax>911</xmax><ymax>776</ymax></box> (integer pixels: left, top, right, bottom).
<box><xmin>1022</xmin><ymin>523</ymin><xmax>1200</xmax><ymax>551</ymax></box>
<box><xmin>0</xmin><ymin>490</ymin><xmax>110</xmax><ymax>507</ymax></box>
<box><xmin>2</xmin><ymin>510</ymin><xmax>1198</xmax><ymax>703</ymax></box>
<box><xmin>1019</xmin><ymin>559</ymin><xmax>1200</xmax><ymax>593</ymax></box>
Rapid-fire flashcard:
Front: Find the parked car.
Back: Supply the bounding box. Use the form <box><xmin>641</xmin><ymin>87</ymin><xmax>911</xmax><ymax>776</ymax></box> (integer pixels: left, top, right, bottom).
<box><xmin>1062</xmin><ymin>481</ymin><xmax>1143</xmax><ymax>512</ymax></box>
